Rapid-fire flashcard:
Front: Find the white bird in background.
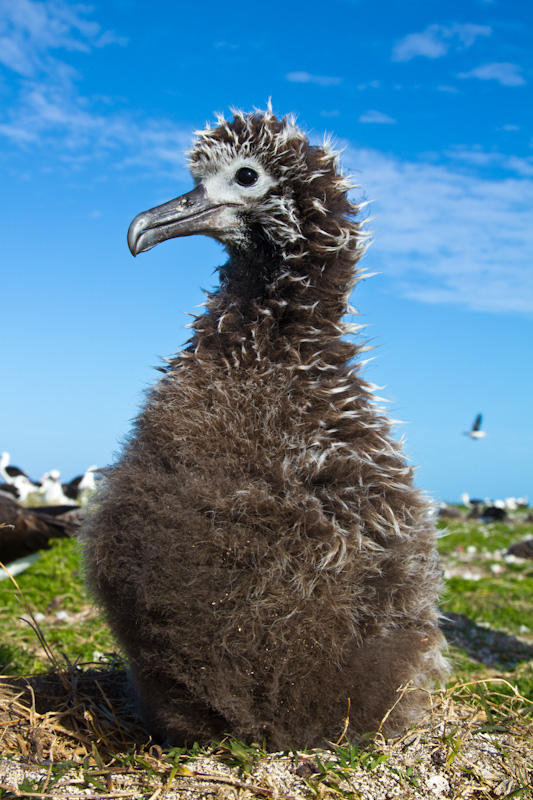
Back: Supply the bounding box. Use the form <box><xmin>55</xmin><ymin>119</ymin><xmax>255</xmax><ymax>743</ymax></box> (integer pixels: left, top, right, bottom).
<box><xmin>1</xmin><ymin>451</ymin><xmax>28</xmax><ymax>484</ymax></box>
<box><xmin>0</xmin><ymin>451</ymin><xmax>40</xmax><ymax>500</ymax></box>
<box><xmin>63</xmin><ymin>465</ymin><xmax>98</xmax><ymax>505</ymax></box>
<box><xmin>39</xmin><ymin>470</ymin><xmax>78</xmax><ymax>506</ymax></box>
<box><xmin>10</xmin><ymin>475</ymin><xmax>40</xmax><ymax>502</ymax></box>
<box><xmin>2</xmin><ymin>453</ymin><xmax>98</xmax><ymax>506</ymax></box>
<box><xmin>465</xmin><ymin>414</ymin><xmax>486</xmax><ymax>440</ymax></box>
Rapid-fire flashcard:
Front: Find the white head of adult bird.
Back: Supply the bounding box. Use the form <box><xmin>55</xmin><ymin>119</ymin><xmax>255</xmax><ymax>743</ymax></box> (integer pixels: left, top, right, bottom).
<box><xmin>83</xmin><ymin>107</ymin><xmax>447</xmax><ymax>750</ymax></box>
<box><xmin>0</xmin><ymin>451</ymin><xmax>13</xmax><ymax>484</ymax></box>
<box><xmin>1</xmin><ymin>451</ymin><xmax>30</xmax><ymax>483</ymax></box>
<box><xmin>465</xmin><ymin>413</ymin><xmax>486</xmax><ymax>439</ymax></box>
<box><xmin>39</xmin><ymin>470</ymin><xmax>78</xmax><ymax>506</ymax></box>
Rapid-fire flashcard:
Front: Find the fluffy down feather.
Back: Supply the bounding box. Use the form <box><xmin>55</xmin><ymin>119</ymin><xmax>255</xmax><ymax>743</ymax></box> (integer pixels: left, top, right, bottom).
<box><xmin>83</xmin><ymin>108</ymin><xmax>447</xmax><ymax>750</ymax></box>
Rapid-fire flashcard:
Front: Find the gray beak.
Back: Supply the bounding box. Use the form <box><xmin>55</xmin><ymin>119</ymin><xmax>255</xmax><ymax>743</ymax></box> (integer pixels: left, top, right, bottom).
<box><xmin>127</xmin><ymin>185</ymin><xmax>238</xmax><ymax>256</ymax></box>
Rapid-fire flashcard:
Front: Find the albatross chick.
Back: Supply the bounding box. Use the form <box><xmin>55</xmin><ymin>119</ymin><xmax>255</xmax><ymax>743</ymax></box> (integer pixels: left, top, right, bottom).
<box><xmin>83</xmin><ymin>108</ymin><xmax>447</xmax><ymax>750</ymax></box>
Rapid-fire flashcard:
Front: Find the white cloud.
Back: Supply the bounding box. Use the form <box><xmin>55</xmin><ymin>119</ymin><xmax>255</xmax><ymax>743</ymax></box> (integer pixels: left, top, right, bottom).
<box><xmin>453</xmin><ymin>23</ymin><xmax>492</xmax><ymax>47</ymax></box>
<box><xmin>0</xmin><ymin>0</ymin><xmax>126</xmax><ymax>77</ymax></box>
<box><xmin>392</xmin><ymin>23</ymin><xmax>491</xmax><ymax>62</ymax></box>
<box><xmin>343</xmin><ymin>146</ymin><xmax>533</xmax><ymax>314</ymax></box>
<box><xmin>444</xmin><ymin>147</ymin><xmax>499</xmax><ymax>167</ymax></box>
<box><xmin>392</xmin><ymin>29</ymin><xmax>448</xmax><ymax>61</ymax></box>
<box><xmin>0</xmin><ymin>79</ymin><xmax>192</xmax><ymax>175</ymax></box>
<box><xmin>495</xmin><ymin>155</ymin><xmax>533</xmax><ymax>177</ymax></box>
<box><xmin>1</xmin><ymin>3</ymin><xmax>529</xmax><ymax>316</ymax></box>
<box><xmin>0</xmin><ymin>0</ymin><xmax>191</xmax><ymax>175</ymax></box>
<box><xmin>445</xmin><ymin>146</ymin><xmax>533</xmax><ymax>176</ymax></box>
<box><xmin>356</xmin><ymin>80</ymin><xmax>380</xmax><ymax>90</ymax></box>
<box><xmin>359</xmin><ymin>110</ymin><xmax>396</xmax><ymax>124</ymax></box>
<box><xmin>458</xmin><ymin>62</ymin><xmax>526</xmax><ymax>87</ymax></box>
<box><xmin>285</xmin><ymin>71</ymin><xmax>342</xmax><ymax>87</ymax></box>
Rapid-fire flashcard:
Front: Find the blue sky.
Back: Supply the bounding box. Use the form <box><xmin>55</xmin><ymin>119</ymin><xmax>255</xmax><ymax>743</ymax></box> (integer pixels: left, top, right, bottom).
<box><xmin>1</xmin><ymin>0</ymin><xmax>531</xmax><ymax>503</ymax></box>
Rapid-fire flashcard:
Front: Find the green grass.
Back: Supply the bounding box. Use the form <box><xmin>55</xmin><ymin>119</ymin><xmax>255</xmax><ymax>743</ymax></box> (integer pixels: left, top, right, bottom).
<box><xmin>437</xmin><ymin>516</ymin><xmax>533</xmax><ymax>700</ymax></box>
<box><xmin>1</xmin><ymin>522</ymin><xmax>532</xmax><ymax>800</ymax></box>
<box><xmin>1</xmin><ymin>516</ymin><xmax>533</xmax><ymax>703</ymax></box>
<box><xmin>0</xmin><ymin>537</ymin><xmax>115</xmax><ymax>674</ymax></box>
<box><xmin>445</xmin><ymin>575</ymin><xmax>533</xmax><ymax>629</ymax></box>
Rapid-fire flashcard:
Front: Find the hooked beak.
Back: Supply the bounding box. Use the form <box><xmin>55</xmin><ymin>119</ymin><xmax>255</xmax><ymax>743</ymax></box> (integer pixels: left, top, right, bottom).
<box><xmin>127</xmin><ymin>185</ymin><xmax>241</xmax><ymax>256</ymax></box>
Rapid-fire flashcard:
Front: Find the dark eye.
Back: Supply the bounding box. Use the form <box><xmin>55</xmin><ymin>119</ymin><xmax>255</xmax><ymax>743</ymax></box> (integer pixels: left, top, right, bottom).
<box><xmin>235</xmin><ymin>167</ymin><xmax>259</xmax><ymax>187</ymax></box>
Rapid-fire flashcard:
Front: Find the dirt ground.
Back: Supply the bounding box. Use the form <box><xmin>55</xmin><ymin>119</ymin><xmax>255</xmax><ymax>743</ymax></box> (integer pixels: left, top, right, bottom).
<box><xmin>0</xmin><ymin>665</ymin><xmax>531</xmax><ymax>799</ymax></box>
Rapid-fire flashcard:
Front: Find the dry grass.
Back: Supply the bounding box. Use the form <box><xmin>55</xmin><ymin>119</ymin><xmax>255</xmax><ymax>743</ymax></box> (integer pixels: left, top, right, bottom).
<box><xmin>0</xmin><ymin>665</ymin><xmax>532</xmax><ymax>799</ymax></box>
<box><xmin>1</xmin><ymin>543</ymin><xmax>533</xmax><ymax>799</ymax></box>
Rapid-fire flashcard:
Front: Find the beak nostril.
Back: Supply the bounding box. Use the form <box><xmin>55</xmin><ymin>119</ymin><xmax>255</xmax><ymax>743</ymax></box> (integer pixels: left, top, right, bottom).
<box><xmin>127</xmin><ymin>183</ymin><xmax>239</xmax><ymax>255</ymax></box>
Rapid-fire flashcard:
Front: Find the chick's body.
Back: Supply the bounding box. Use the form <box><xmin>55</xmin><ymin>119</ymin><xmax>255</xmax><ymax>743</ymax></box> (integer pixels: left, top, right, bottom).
<box><xmin>84</xmin><ymin>109</ymin><xmax>446</xmax><ymax>750</ymax></box>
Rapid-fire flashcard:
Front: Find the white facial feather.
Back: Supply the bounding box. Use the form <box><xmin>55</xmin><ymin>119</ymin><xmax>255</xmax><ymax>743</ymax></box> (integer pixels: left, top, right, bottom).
<box><xmin>186</xmin><ymin>109</ymin><xmax>363</xmax><ymax>260</ymax></box>
<box><xmin>201</xmin><ymin>158</ymin><xmax>277</xmax><ymax>206</ymax></box>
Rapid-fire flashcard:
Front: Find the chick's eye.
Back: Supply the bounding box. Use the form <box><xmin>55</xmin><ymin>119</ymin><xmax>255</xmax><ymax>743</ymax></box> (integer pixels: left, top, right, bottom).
<box><xmin>235</xmin><ymin>167</ymin><xmax>259</xmax><ymax>187</ymax></box>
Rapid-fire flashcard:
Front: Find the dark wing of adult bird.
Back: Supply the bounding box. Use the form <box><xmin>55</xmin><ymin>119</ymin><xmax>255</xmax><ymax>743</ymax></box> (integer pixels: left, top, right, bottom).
<box><xmin>0</xmin><ymin>495</ymin><xmax>80</xmax><ymax>564</ymax></box>
<box><xmin>1</xmin><ymin>452</ymin><xmax>41</xmax><ymax>499</ymax></box>
<box><xmin>0</xmin><ymin>452</ymin><xmax>28</xmax><ymax>480</ymax></box>
<box><xmin>506</xmin><ymin>539</ymin><xmax>533</xmax><ymax>559</ymax></box>
<box><xmin>0</xmin><ymin>484</ymin><xmax>20</xmax><ymax>499</ymax></box>
<box><xmin>63</xmin><ymin>466</ymin><xmax>98</xmax><ymax>503</ymax></box>
<box><xmin>464</xmin><ymin>413</ymin><xmax>486</xmax><ymax>439</ymax></box>
<box><xmin>83</xmin><ymin>108</ymin><xmax>447</xmax><ymax>750</ymax></box>
<box><xmin>63</xmin><ymin>475</ymin><xmax>82</xmax><ymax>501</ymax></box>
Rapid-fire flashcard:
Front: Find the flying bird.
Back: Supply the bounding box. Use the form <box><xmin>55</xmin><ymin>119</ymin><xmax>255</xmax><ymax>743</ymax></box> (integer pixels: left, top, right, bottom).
<box><xmin>465</xmin><ymin>414</ymin><xmax>486</xmax><ymax>439</ymax></box>
<box><xmin>83</xmin><ymin>108</ymin><xmax>447</xmax><ymax>750</ymax></box>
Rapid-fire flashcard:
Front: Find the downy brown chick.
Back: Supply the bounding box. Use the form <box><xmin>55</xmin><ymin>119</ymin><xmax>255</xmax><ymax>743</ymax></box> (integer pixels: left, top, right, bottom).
<box><xmin>83</xmin><ymin>108</ymin><xmax>447</xmax><ymax>750</ymax></box>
